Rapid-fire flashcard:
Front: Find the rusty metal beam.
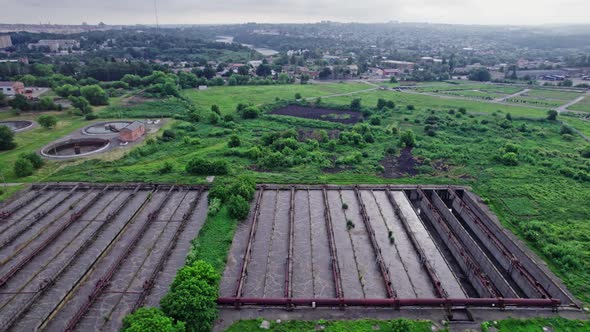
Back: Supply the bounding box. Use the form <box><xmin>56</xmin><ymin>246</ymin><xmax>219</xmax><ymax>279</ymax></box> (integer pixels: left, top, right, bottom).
<box><xmin>285</xmin><ymin>186</ymin><xmax>295</xmax><ymax>301</ymax></box>
<box><xmin>217</xmin><ymin>296</ymin><xmax>560</xmax><ymax>308</ymax></box>
<box><xmin>0</xmin><ymin>184</ymin><xmax>48</xmax><ymax>220</ymax></box>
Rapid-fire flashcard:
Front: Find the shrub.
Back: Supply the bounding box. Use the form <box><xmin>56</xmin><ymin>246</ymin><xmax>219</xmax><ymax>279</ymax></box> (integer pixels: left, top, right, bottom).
<box><xmin>14</xmin><ymin>158</ymin><xmax>34</xmax><ymax>177</ymax></box>
<box><xmin>160</xmin><ymin>261</ymin><xmax>219</xmax><ymax>332</ymax></box>
<box><xmin>458</xmin><ymin>107</ymin><xmax>466</xmax><ymax>114</ymax></box>
<box><xmin>505</xmin><ymin>113</ymin><xmax>512</xmax><ymax>121</ymax></box>
<box><xmin>560</xmin><ymin>125</ymin><xmax>574</xmax><ymax>135</ymax></box>
<box><xmin>158</xmin><ymin>162</ymin><xmax>174</xmax><ymax>174</ymax></box>
<box><xmin>228</xmin><ymin>134</ymin><xmax>241</xmax><ymax>148</ymax></box>
<box><xmin>504</xmin><ymin>142</ymin><xmax>519</xmax><ymax>153</ymax></box>
<box><xmin>406</xmin><ymin>105</ymin><xmax>415</xmax><ymax>111</ymax></box>
<box><xmin>399</xmin><ymin>130</ymin><xmax>416</xmax><ymax>148</ymax></box>
<box><xmin>350</xmin><ymin>98</ymin><xmax>361</xmax><ymax>111</ymax></box>
<box><xmin>227</xmin><ymin>195</ymin><xmax>250</xmax><ymax>220</ymax></box>
<box><xmin>211</xmin><ymin>104</ymin><xmax>220</xmax><ymax>115</ymax></box>
<box><xmin>500</xmin><ymin>152</ymin><xmax>518</xmax><ymax>166</ymax></box>
<box><xmin>342</xmin><ymin>203</ymin><xmax>348</xmax><ymax>210</ymax></box>
<box><xmin>19</xmin><ymin>152</ymin><xmax>44</xmax><ymax>169</ymax></box>
<box><xmin>161</xmin><ymin>129</ymin><xmax>177</xmax><ymax>141</ymax></box>
<box><xmin>0</xmin><ymin>126</ymin><xmax>16</xmax><ymax>151</ymax></box>
<box><xmin>294</xmin><ymin>93</ymin><xmax>302</xmax><ymax>100</ymax></box>
<box><xmin>186</xmin><ymin>158</ymin><xmax>229</xmax><ymax>175</ymax></box>
<box><xmin>207</xmin><ymin>197</ymin><xmax>222</xmax><ymax>217</ymax></box>
<box><xmin>581</xmin><ymin>146</ymin><xmax>590</xmax><ymax>158</ymax></box>
<box><xmin>370</xmin><ymin>117</ymin><xmax>381</xmax><ymax>125</ymax></box>
<box><xmin>240</xmin><ymin>106</ymin><xmax>260</xmax><ymax>119</ymax></box>
<box><xmin>547</xmin><ymin>110</ymin><xmax>558</xmax><ymax>121</ymax></box>
<box><xmin>38</xmin><ymin>114</ymin><xmax>58</xmax><ymax>129</ymax></box>
<box><xmin>85</xmin><ymin>113</ymin><xmax>98</xmax><ymax>120</ymax></box>
<box><xmin>121</xmin><ymin>307</ymin><xmax>185</xmax><ymax>332</ymax></box>
<box><xmin>208</xmin><ymin>112</ymin><xmax>220</xmax><ymax>124</ymax></box>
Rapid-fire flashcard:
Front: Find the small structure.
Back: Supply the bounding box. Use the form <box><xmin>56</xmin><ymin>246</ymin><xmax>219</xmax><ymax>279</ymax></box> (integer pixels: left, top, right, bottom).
<box><xmin>118</xmin><ymin>121</ymin><xmax>145</xmax><ymax>142</ymax></box>
<box><xmin>0</xmin><ymin>81</ymin><xmax>25</xmax><ymax>96</ymax></box>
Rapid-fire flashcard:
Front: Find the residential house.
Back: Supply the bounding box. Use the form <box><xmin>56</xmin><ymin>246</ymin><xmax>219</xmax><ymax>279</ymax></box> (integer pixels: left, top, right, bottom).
<box><xmin>0</xmin><ymin>81</ymin><xmax>25</xmax><ymax>96</ymax></box>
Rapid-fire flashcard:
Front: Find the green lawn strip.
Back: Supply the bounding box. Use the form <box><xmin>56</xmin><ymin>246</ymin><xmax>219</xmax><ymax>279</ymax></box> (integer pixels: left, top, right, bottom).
<box><xmin>186</xmin><ymin>206</ymin><xmax>238</xmax><ymax>273</ymax></box>
<box><xmin>525</xmin><ymin>89</ymin><xmax>584</xmax><ymax>101</ymax></box>
<box><xmin>325</xmin><ymin>90</ymin><xmax>548</xmax><ymax>117</ymax></box>
<box><xmin>184</xmin><ymin>83</ymin><xmax>370</xmax><ymax>115</ymax></box>
<box><xmin>482</xmin><ymin>317</ymin><xmax>590</xmax><ymax>332</ymax></box>
<box><xmin>225</xmin><ymin>318</ymin><xmax>435</xmax><ymax>332</ymax></box>
<box><xmin>568</xmin><ymin>98</ymin><xmax>590</xmax><ymax>113</ymax></box>
<box><xmin>562</xmin><ymin>117</ymin><xmax>590</xmax><ymax>138</ymax></box>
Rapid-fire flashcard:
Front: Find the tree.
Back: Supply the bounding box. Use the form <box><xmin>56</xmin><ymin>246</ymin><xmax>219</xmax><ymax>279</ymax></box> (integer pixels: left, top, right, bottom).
<box><xmin>121</xmin><ymin>74</ymin><xmax>143</xmax><ymax>87</ymax></box>
<box><xmin>350</xmin><ymin>98</ymin><xmax>362</xmax><ymax>111</ymax></box>
<box><xmin>160</xmin><ymin>261</ymin><xmax>219</xmax><ymax>332</ymax></box>
<box><xmin>547</xmin><ymin>110</ymin><xmax>558</xmax><ymax>121</ymax></box>
<box><xmin>8</xmin><ymin>94</ymin><xmax>31</xmax><ymax>111</ymax></box>
<box><xmin>55</xmin><ymin>84</ymin><xmax>80</xmax><ymax>97</ymax></box>
<box><xmin>0</xmin><ymin>92</ymin><xmax>5</xmax><ymax>107</ymax></box>
<box><xmin>377</xmin><ymin>98</ymin><xmax>387</xmax><ymax>110</ymax></box>
<box><xmin>256</xmin><ymin>63</ymin><xmax>272</xmax><ymax>77</ymax></box>
<box><xmin>80</xmin><ymin>85</ymin><xmax>109</xmax><ymax>106</ymax></box>
<box><xmin>228</xmin><ymin>194</ymin><xmax>250</xmax><ymax>219</ymax></box>
<box><xmin>38</xmin><ymin>97</ymin><xmax>58</xmax><ymax>110</ymax></box>
<box><xmin>237</xmin><ymin>65</ymin><xmax>250</xmax><ymax>76</ymax></box>
<box><xmin>69</xmin><ymin>96</ymin><xmax>92</xmax><ymax>114</ymax></box>
<box><xmin>122</xmin><ymin>307</ymin><xmax>184</xmax><ymax>332</ymax></box>
<box><xmin>14</xmin><ymin>158</ymin><xmax>33</xmax><ymax>177</ymax></box>
<box><xmin>468</xmin><ymin>67</ymin><xmax>491</xmax><ymax>82</ymax></box>
<box><xmin>38</xmin><ymin>114</ymin><xmax>58</xmax><ymax>129</ymax></box>
<box><xmin>211</xmin><ymin>104</ymin><xmax>220</xmax><ymax>115</ymax></box>
<box><xmin>294</xmin><ymin>93</ymin><xmax>302</xmax><ymax>100</ymax></box>
<box><xmin>389</xmin><ymin>76</ymin><xmax>398</xmax><ymax>83</ymax></box>
<box><xmin>318</xmin><ymin>67</ymin><xmax>332</xmax><ymax>80</ymax></box>
<box><xmin>186</xmin><ymin>158</ymin><xmax>229</xmax><ymax>175</ymax></box>
<box><xmin>300</xmin><ymin>74</ymin><xmax>310</xmax><ymax>84</ymax></box>
<box><xmin>178</xmin><ymin>71</ymin><xmax>198</xmax><ymax>89</ymax></box>
<box><xmin>0</xmin><ymin>126</ymin><xmax>16</xmax><ymax>150</ymax></box>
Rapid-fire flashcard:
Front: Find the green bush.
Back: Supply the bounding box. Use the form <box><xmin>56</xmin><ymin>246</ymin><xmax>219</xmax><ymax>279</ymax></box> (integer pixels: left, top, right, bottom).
<box><xmin>228</xmin><ymin>134</ymin><xmax>241</xmax><ymax>148</ymax></box>
<box><xmin>240</xmin><ymin>106</ymin><xmax>260</xmax><ymax>119</ymax></box>
<box><xmin>121</xmin><ymin>307</ymin><xmax>185</xmax><ymax>332</ymax></box>
<box><xmin>160</xmin><ymin>261</ymin><xmax>219</xmax><ymax>332</ymax></box>
<box><xmin>186</xmin><ymin>158</ymin><xmax>229</xmax><ymax>175</ymax></box>
<box><xmin>500</xmin><ymin>152</ymin><xmax>518</xmax><ymax>166</ymax></box>
<box><xmin>227</xmin><ymin>195</ymin><xmax>250</xmax><ymax>220</ymax></box>
<box><xmin>581</xmin><ymin>146</ymin><xmax>590</xmax><ymax>158</ymax></box>
<box><xmin>19</xmin><ymin>152</ymin><xmax>44</xmax><ymax>169</ymax></box>
<box><xmin>0</xmin><ymin>125</ymin><xmax>16</xmax><ymax>151</ymax></box>
<box><xmin>399</xmin><ymin>130</ymin><xmax>417</xmax><ymax>148</ymax></box>
<box><xmin>14</xmin><ymin>158</ymin><xmax>34</xmax><ymax>177</ymax></box>
<box><xmin>38</xmin><ymin>114</ymin><xmax>58</xmax><ymax>129</ymax></box>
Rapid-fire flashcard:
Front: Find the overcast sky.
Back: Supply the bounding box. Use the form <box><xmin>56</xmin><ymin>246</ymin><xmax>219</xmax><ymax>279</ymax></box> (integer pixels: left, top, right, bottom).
<box><xmin>1</xmin><ymin>0</ymin><xmax>589</xmax><ymax>25</ymax></box>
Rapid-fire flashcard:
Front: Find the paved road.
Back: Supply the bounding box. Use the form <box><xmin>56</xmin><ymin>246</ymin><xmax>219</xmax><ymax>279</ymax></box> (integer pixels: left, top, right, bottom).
<box><xmin>495</xmin><ymin>88</ymin><xmax>529</xmax><ymax>102</ymax></box>
<box><xmin>557</xmin><ymin>90</ymin><xmax>590</xmax><ymax>113</ymax></box>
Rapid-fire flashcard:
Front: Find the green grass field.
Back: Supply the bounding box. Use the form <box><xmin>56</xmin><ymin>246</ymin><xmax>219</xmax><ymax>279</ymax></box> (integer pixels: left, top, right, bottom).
<box><xmin>226</xmin><ymin>319</ymin><xmax>435</xmax><ymax>332</ymax></box>
<box><xmin>185</xmin><ymin>82</ymin><xmax>372</xmax><ymax>115</ymax></box>
<box><xmin>525</xmin><ymin>89</ymin><xmax>584</xmax><ymax>101</ymax></box>
<box><xmin>568</xmin><ymin>97</ymin><xmax>590</xmax><ymax>112</ymax></box>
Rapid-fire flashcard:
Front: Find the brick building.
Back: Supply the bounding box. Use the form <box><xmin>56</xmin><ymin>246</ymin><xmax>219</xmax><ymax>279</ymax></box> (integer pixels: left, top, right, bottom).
<box><xmin>0</xmin><ymin>81</ymin><xmax>25</xmax><ymax>96</ymax></box>
<box><xmin>118</xmin><ymin>121</ymin><xmax>145</xmax><ymax>142</ymax></box>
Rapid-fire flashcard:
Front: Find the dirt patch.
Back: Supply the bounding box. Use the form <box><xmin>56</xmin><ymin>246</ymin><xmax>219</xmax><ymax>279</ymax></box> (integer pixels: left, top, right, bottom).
<box><xmin>270</xmin><ymin>105</ymin><xmax>363</xmax><ymax>124</ymax></box>
<box><xmin>380</xmin><ymin>147</ymin><xmax>422</xmax><ymax>178</ymax></box>
<box><xmin>120</xmin><ymin>95</ymin><xmax>158</xmax><ymax>107</ymax></box>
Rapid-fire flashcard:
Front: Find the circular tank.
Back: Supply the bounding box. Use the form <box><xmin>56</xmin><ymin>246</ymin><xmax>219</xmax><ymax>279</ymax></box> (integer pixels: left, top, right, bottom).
<box><xmin>41</xmin><ymin>138</ymin><xmax>110</xmax><ymax>158</ymax></box>
<box><xmin>82</xmin><ymin>121</ymin><xmax>132</xmax><ymax>135</ymax></box>
<box><xmin>0</xmin><ymin>120</ymin><xmax>34</xmax><ymax>132</ymax></box>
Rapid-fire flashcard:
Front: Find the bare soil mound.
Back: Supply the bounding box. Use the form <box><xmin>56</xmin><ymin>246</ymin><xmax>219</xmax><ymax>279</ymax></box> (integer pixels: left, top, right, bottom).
<box><xmin>270</xmin><ymin>105</ymin><xmax>363</xmax><ymax>124</ymax></box>
<box><xmin>380</xmin><ymin>147</ymin><xmax>422</xmax><ymax>178</ymax></box>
